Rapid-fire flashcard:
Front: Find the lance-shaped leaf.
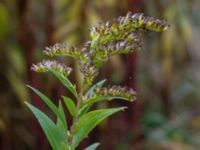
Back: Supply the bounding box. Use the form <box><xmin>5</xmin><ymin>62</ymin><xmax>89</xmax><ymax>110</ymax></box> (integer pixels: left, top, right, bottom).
<box><xmin>50</xmin><ymin>69</ymin><xmax>78</xmax><ymax>98</ymax></box>
<box><xmin>61</xmin><ymin>143</ymin><xmax>73</xmax><ymax>150</ymax></box>
<box><xmin>56</xmin><ymin>102</ymin><xmax>68</xmax><ymax>143</ymax></box>
<box><xmin>27</xmin><ymin>85</ymin><xmax>67</xmax><ymax>131</ymax></box>
<box><xmin>79</xmin><ymin>95</ymin><xmax>131</xmax><ymax>118</ymax></box>
<box><xmin>86</xmin><ymin>79</ymin><xmax>107</xmax><ymax>97</ymax></box>
<box><xmin>84</xmin><ymin>143</ymin><xmax>100</xmax><ymax>150</ymax></box>
<box><xmin>25</xmin><ymin>102</ymin><xmax>67</xmax><ymax>150</ymax></box>
<box><xmin>72</xmin><ymin>107</ymin><xmax>126</xmax><ymax>147</ymax></box>
<box><xmin>63</xmin><ymin>96</ymin><xmax>76</xmax><ymax>117</ymax></box>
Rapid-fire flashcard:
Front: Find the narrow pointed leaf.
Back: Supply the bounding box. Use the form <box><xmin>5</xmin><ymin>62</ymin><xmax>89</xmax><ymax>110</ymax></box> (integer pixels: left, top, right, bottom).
<box><xmin>78</xmin><ymin>103</ymin><xmax>93</xmax><ymax>118</ymax></box>
<box><xmin>79</xmin><ymin>96</ymin><xmax>132</xmax><ymax>117</ymax></box>
<box><xmin>84</xmin><ymin>143</ymin><xmax>100</xmax><ymax>150</ymax></box>
<box><xmin>27</xmin><ymin>85</ymin><xmax>67</xmax><ymax>131</ymax></box>
<box><xmin>84</xmin><ymin>95</ymin><xmax>132</xmax><ymax>106</ymax></box>
<box><xmin>63</xmin><ymin>96</ymin><xmax>76</xmax><ymax>117</ymax></box>
<box><xmin>50</xmin><ymin>69</ymin><xmax>78</xmax><ymax>98</ymax></box>
<box><xmin>25</xmin><ymin>102</ymin><xmax>62</xmax><ymax>150</ymax></box>
<box><xmin>56</xmin><ymin>102</ymin><xmax>68</xmax><ymax>142</ymax></box>
<box><xmin>72</xmin><ymin>107</ymin><xmax>126</xmax><ymax>147</ymax></box>
<box><xmin>61</xmin><ymin>143</ymin><xmax>70</xmax><ymax>150</ymax></box>
<box><xmin>86</xmin><ymin>79</ymin><xmax>107</xmax><ymax>97</ymax></box>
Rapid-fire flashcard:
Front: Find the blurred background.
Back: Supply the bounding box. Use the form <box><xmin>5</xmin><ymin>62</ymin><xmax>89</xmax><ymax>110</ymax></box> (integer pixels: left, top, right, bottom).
<box><xmin>0</xmin><ymin>0</ymin><xmax>200</xmax><ymax>149</ymax></box>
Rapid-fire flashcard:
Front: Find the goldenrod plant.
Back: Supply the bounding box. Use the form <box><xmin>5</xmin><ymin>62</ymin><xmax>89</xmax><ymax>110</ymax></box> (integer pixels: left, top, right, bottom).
<box><xmin>25</xmin><ymin>12</ymin><xmax>168</xmax><ymax>150</ymax></box>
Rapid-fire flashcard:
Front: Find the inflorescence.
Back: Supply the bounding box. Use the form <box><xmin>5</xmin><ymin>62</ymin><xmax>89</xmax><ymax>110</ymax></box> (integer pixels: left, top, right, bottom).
<box><xmin>43</xmin><ymin>43</ymin><xmax>81</xmax><ymax>59</ymax></box>
<box><xmin>31</xmin><ymin>60</ymin><xmax>72</xmax><ymax>76</ymax></box>
<box><xmin>32</xmin><ymin>12</ymin><xmax>169</xmax><ymax>86</ymax></box>
<box><xmin>94</xmin><ymin>85</ymin><xmax>137</xmax><ymax>101</ymax></box>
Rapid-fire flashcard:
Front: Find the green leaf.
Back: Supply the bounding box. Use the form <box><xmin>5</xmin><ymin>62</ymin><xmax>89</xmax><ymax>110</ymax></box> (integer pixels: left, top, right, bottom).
<box><xmin>72</xmin><ymin>107</ymin><xmax>126</xmax><ymax>147</ymax></box>
<box><xmin>25</xmin><ymin>102</ymin><xmax>64</xmax><ymax>150</ymax></box>
<box><xmin>79</xmin><ymin>96</ymin><xmax>130</xmax><ymax>117</ymax></box>
<box><xmin>61</xmin><ymin>143</ymin><xmax>71</xmax><ymax>150</ymax></box>
<box><xmin>78</xmin><ymin>103</ymin><xmax>93</xmax><ymax>119</ymax></box>
<box><xmin>50</xmin><ymin>69</ymin><xmax>78</xmax><ymax>98</ymax></box>
<box><xmin>84</xmin><ymin>143</ymin><xmax>100</xmax><ymax>150</ymax></box>
<box><xmin>57</xmin><ymin>101</ymin><xmax>66</xmax><ymax>126</ymax></box>
<box><xmin>27</xmin><ymin>85</ymin><xmax>67</xmax><ymax>131</ymax></box>
<box><xmin>86</xmin><ymin>79</ymin><xmax>107</xmax><ymax>97</ymax></box>
<box><xmin>62</xmin><ymin>96</ymin><xmax>76</xmax><ymax>117</ymax></box>
<box><xmin>56</xmin><ymin>102</ymin><xmax>68</xmax><ymax>142</ymax></box>
<box><xmin>85</xmin><ymin>96</ymin><xmax>130</xmax><ymax>106</ymax></box>
<box><xmin>61</xmin><ymin>143</ymin><xmax>68</xmax><ymax>150</ymax></box>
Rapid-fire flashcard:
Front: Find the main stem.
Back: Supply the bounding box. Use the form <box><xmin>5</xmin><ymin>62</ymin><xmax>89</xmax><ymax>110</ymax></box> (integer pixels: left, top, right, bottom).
<box><xmin>68</xmin><ymin>84</ymin><xmax>87</xmax><ymax>146</ymax></box>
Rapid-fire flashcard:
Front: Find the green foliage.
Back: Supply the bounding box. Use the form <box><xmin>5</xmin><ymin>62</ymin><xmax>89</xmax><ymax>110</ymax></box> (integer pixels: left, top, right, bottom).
<box><xmin>26</xmin><ymin>12</ymin><xmax>168</xmax><ymax>149</ymax></box>
<box><xmin>25</xmin><ymin>102</ymin><xmax>67</xmax><ymax>150</ymax></box>
<box><xmin>72</xmin><ymin>107</ymin><xmax>126</xmax><ymax>147</ymax></box>
<box><xmin>63</xmin><ymin>96</ymin><xmax>76</xmax><ymax>117</ymax></box>
<box><xmin>86</xmin><ymin>79</ymin><xmax>107</xmax><ymax>97</ymax></box>
<box><xmin>27</xmin><ymin>85</ymin><xmax>68</xmax><ymax>131</ymax></box>
<box><xmin>84</xmin><ymin>143</ymin><xmax>100</xmax><ymax>150</ymax></box>
<box><xmin>50</xmin><ymin>69</ymin><xmax>78</xmax><ymax>98</ymax></box>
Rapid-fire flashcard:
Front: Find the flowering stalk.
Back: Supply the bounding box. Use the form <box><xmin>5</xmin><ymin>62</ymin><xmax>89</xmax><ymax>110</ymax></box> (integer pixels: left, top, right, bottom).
<box><xmin>31</xmin><ymin>60</ymin><xmax>72</xmax><ymax>76</ymax></box>
<box><xmin>25</xmin><ymin>12</ymin><xmax>169</xmax><ymax>150</ymax></box>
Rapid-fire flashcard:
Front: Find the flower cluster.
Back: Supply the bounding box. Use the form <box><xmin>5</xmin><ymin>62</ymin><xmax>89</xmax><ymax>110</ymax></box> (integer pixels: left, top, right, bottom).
<box><xmin>43</xmin><ymin>43</ymin><xmax>81</xmax><ymax>58</ymax></box>
<box><xmin>90</xmin><ymin>12</ymin><xmax>169</xmax><ymax>41</ymax></box>
<box><xmin>31</xmin><ymin>60</ymin><xmax>72</xmax><ymax>76</ymax></box>
<box><xmin>78</xmin><ymin>42</ymin><xmax>99</xmax><ymax>84</ymax></box>
<box><xmin>87</xmin><ymin>12</ymin><xmax>169</xmax><ymax>68</ymax></box>
<box><xmin>32</xmin><ymin>12</ymin><xmax>169</xmax><ymax>86</ymax></box>
<box><xmin>94</xmin><ymin>85</ymin><xmax>137</xmax><ymax>101</ymax></box>
<box><xmin>79</xmin><ymin>61</ymin><xmax>98</xmax><ymax>85</ymax></box>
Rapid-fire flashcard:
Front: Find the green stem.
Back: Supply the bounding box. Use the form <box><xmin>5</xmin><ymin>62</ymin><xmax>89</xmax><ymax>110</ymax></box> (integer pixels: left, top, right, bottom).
<box><xmin>68</xmin><ymin>83</ymin><xmax>88</xmax><ymax>146</ymax></box>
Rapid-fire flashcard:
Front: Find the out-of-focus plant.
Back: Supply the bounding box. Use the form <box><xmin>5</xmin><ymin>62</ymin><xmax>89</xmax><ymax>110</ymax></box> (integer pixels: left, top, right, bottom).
<box><xmin>138</xmin><ymin>1</ymin><xmax>200</xmax><ymax>149</ymax></box>
<box><xmin>25</xmin><ymin>12</ymin><xmax>168</xmax><ymax>150</ymax></box>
